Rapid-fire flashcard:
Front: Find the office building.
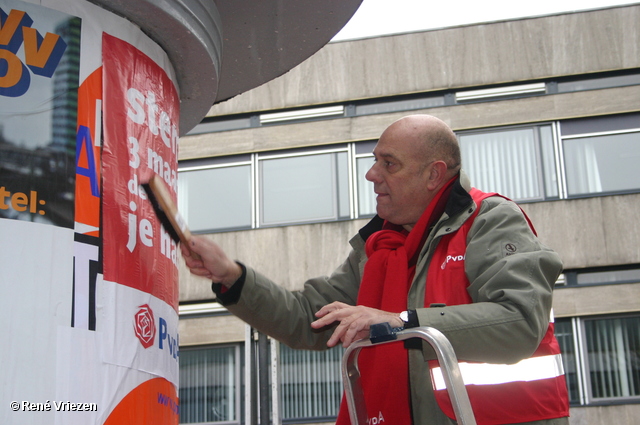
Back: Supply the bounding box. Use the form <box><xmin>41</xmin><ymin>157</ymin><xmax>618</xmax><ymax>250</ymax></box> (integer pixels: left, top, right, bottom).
<box><xmin>177</xmin><ymin>5</ymin><xmax>640</xmax><ymax>424</ymax></box>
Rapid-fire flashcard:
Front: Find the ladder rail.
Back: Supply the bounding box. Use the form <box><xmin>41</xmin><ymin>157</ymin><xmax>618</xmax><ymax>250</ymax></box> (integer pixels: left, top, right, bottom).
<box><xmin>341</xmin><ymin>325</ymin><xmax>477</xmax><ymax>425</ymax></box>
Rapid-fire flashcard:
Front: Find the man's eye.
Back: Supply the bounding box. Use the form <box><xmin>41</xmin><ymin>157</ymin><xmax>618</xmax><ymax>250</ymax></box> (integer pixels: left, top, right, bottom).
<box><xmin>372</xmin><ymin>157</ymin><xmax>395</xmax><ymax>168</ymax></box>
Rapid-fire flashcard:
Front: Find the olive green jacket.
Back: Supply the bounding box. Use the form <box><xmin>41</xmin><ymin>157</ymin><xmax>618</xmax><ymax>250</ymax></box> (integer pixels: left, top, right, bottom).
<box><xmin>214</xmin><ymin>174</ymin><xmax>566</xmax><ymax>425</ymax></box>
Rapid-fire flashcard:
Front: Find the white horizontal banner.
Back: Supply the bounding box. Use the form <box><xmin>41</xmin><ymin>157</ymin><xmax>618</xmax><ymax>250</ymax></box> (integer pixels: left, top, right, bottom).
<box><xmin>98</xmin><ymin>279</ymin><xmax>179</xmax><ymax>386</ymax></box>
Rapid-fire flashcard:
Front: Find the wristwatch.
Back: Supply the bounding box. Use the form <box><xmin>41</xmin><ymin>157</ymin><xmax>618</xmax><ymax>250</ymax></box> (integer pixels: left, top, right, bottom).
<box><xmin>399</xmin><ymin>310</ymin><xmax>409</xmax><ymax>328</ymax></box>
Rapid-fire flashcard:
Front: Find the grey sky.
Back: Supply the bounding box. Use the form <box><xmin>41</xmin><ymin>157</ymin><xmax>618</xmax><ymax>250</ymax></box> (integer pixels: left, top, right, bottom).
<box><xmin>332</xmin><ymin>0</ymin><xmax>639</xmax><ymax>41</ymax></box>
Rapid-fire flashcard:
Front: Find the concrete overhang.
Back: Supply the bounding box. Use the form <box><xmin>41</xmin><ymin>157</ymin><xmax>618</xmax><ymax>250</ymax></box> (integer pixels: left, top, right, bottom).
<box><xmin>88</xmin><ymin>0</ymin><xmax>363</xmax><ymax>135</ymax></box>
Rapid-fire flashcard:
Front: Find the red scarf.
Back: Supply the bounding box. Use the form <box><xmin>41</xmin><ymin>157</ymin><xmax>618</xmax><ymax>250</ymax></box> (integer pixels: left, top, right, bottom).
<box><xmin>335</xmin><ymin>177</ymin><xmax>456</xmax><ymax>425</ymax></box>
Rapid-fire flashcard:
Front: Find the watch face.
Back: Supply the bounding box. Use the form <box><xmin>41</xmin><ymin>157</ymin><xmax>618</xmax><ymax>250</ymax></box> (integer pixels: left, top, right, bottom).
<box><xmin>400</xmin><ymin>311</ymin><xmax>408</xmax><ymax>322</ymax></box>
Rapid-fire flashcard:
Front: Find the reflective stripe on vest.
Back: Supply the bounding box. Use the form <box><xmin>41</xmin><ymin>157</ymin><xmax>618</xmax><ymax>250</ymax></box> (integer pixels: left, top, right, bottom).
<box><xmin>431</xmin><ymin>353</ymin><xmax>565</xmax><ymax>390</ymax></box>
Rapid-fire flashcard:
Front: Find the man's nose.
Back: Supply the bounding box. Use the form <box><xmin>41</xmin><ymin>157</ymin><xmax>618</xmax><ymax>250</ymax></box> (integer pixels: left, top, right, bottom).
<box><xmin>365</xmin><ymin>163</ymin><xmax>379</xmax><ymax>183</ymax></box>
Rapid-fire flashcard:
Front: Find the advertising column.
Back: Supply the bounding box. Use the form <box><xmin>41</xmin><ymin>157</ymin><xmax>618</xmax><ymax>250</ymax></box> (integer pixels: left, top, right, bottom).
<box><xmin>0</xmin><ymin>0</ymin><xmax>181</xmax><ymax>423</ymax></box>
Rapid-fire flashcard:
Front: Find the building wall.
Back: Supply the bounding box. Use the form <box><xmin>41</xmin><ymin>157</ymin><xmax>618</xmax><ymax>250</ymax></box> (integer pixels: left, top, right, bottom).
<box><xmin>181</xmin><ymin>4</ymin><xmax>640</xmax><ymax>161</ymax></box>
<box><xmin>569</xmin><ymin>404</ymin><xmax>640</xmax><ymax>425</ymax></box>
<box><xmin>201</xmin><ymin>4</ymin><xmax>640</xmax><ymax>116</ymax></box>
<box><xmin>181</xmin><ymin>82</ymin><xmax>640</xmax><ymax>160</ymax></box>
<box><xmin>179</xmin><ymin>193</ymin><xmax>640</xmax><ymax>343</ymax></box>
<box><xmin>177</xmin><ymin>5</ymin><xmax>640</xmax><ymax>424</ymax></box>
<box><xmin>522</xmin><ymin>194</ymin><xmax>640</xmax><ymax>269</ymax></box>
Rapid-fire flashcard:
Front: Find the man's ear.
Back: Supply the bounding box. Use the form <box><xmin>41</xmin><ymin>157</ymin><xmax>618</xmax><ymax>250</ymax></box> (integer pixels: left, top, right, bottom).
<box><xmin>426</xmin><ymin>161</ymin><xmax>449</xmax><ymax>190</ymax></box>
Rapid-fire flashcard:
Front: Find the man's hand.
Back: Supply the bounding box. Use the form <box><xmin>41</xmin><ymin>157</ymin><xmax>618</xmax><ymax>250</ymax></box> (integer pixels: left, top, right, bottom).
<box><xmin>311</xmin><ymin>301</ymin><xmax>404</xmax><ymax>348</ymax></box>
<box><xmin>181</xmin><ymin>236</ymin><xmax>243</xmax><ymax>288</ymax></box>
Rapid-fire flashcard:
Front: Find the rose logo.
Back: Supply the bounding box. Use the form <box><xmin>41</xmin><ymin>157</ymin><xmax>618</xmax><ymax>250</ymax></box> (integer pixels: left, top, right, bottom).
<box><xmin>134</xmin><ymin>304</ymin><xmax>156</xmax><ymax>348</ymax></box>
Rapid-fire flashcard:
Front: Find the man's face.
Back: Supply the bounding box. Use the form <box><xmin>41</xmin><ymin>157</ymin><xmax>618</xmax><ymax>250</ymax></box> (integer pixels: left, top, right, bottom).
<box><xmin>365</xmin><ymin>126</ymin><xmax>434</xmax><ymax>230</ymax></box>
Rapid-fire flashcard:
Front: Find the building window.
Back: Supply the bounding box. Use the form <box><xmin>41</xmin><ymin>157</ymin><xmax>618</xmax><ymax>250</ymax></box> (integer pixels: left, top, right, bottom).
<box><xmin>179</xmin><ymin>345</ymin><xmax>242</xmax><ymax>424</ymax></box>
<box><xmin>259</xmin><ymin>149</ymin><xmax>349</xmax><ymax>226</ymax></box>
<box><xmin>354</xmin><ymin>140</ymin><xmax>376</xmax><ymax>217</ymax></box>
<box><xmin>555</xmin><ymin>319</ymin><xmax>581</xmax><ymax>403</ymax></box>
<box><xmin>458</xmin><ymin>124</ymin><xmax>558</xmax><ymax>201</ymax></box>
<box><xmin>557</xmin><ymin>72</ymin><xmax>640</xmax><ymax>94</ymax></box>
<box><xmin>178</xmin><ymin>113</ymin><xmax>640</xmax><ymax>232</ymax></box>
<box><xmin>186</xmin><ymin>116</ymin><xmax>253</xmax><ymax>135</ymax></box>
<box><xmin>354</xmin><ymin>95</ymin><xmax>445</xmax><ymax>116</ymax></box>
<box><xmin>279</xmin><ymin>344</ymin><xmax>344</xmax><ymax>421</ymax></box>
<box><xmin>564</xmin><ymin>266</ymin><xmax>640</xmax><ymax>287</ymax></box>
<box><xmin>355</xmin><ymin>156</ymin><xmax>375</xmax><ymax>216</ymax></box>
<box><xmin>556</xmin><ymin>314</ymin><xmax>640</xmax><ymax>405</ymax></box>
<box><xmin>458</xmin><ymin>113</ymin><xmax>640</xmax><ymax>202</ymax></box>
<box><xmin>562</xmin><ymin>130</ymin><xmax>640</xmax><ymax>197</ymax></box>
<box><xmin>178</xmin><ymin>146</ymin><xmax>357</xmax><ymax>233</ymax></box>
<box><xmin>560</xmin><ymin>113</ymin><xmax>640</xmax><ymax>198</ymax></box>
<box><xmin>586</xmin><ymin>316</ymin><xmax>640</xmax><ymax>400</ymax></box>
<box><xmin>178</xmin><ymin>161</ymin><xmax>252</xmax><ymax>232</ymax></box>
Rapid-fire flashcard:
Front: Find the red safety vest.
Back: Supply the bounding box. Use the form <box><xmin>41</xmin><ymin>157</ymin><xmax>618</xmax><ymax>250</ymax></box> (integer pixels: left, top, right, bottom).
<box><xmin>425</xmin><ymin>189</ymin><xmax>569</xmax><ymax>424</ymax></box>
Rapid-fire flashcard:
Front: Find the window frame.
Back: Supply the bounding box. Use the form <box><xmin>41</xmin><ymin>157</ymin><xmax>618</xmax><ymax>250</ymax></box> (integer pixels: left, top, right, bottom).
<box><xmin>278</xmin><ymin>343</ymin><xmax>345</xmax><ymax>422</ymax></box>
<box><xmin>178</xmin><ymin>114</ymin><xmax>640</xmax><ymax>233</ymax></box>
<box><xmin>178</xmin><ymin>158</ymin><xmax>254</xmax><ymax>233</ymax></box>
<box><xmin>256</xmin><ymin>146</ymin><xmax>351</xmax><ymax>228</ymax></box>
<box><xmin>562</xmin><ymin>265</ymin><xmax>640</xmax><ymax>287</ymax></box>
<box><xmin>456</xmin><ymin>122</ymin><xmax>559</xmax><ymax>203</ymax></box>
<box><xmin>179</xmin><ymin>144</ymin><xmax>365</xmax><ymax>233</ymax></box>
<box><xmin>178</xmin><ymin>343</ymin><xmax>243</xmax><ymax>425</ymax></box>
<box><xmin>352</xmin><ymin>140</ymin><xmax>377</xmax><ymax>218</ymax></box>
<box><xmin>557</xmin><ymin>313</ymin><xmax>640</xmax><ymax>406</ymax></box>
<box><xmin>559</xmin><ymin>127</ymin><xmax>640</xmax><ymax>199</ymax></box>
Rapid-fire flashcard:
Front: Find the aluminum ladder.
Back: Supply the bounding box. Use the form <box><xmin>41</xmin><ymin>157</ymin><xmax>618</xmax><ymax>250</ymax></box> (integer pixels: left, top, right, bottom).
<box><xmin>342</xmin><ymin>324</ymin><xmax>477</xmax><ymax>425</ymax></box>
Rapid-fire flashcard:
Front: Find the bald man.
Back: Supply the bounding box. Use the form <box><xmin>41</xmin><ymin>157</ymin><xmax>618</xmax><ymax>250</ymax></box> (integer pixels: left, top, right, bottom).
<box><xmin>183</xmin><ymin>115</ymin><xmax>569</xmax><ymax>425</ymax></box>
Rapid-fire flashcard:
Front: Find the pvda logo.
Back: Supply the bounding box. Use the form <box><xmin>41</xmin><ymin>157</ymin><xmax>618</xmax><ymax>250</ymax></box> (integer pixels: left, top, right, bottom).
<box><xmin>133</xmin><ymin>304</ymin><xmax>179</xmax><ymax>361</ymax></box>
<box><xmin>133</xmin><ymin>304</ymin><xmax>156</xmax><ymax>349</ymax></box>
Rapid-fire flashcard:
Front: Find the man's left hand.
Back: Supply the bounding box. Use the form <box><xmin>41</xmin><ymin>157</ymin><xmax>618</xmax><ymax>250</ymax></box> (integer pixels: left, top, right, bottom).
<box><xmin>311</xmin><ymin>302</ymin><xmax>404</xmax><ymax>348</ymax></box>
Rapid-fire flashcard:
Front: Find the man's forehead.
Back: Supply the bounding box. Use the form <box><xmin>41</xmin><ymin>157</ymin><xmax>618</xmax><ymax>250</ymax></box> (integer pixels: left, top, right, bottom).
<box><xmin>372</xmin><ymin>141</ymin><xmax>396</xmax><ymax>158</ymax></box>
<box><xmin>372</xmin><ymin>136</ymin><xmax>420</xmax><ymax>159</ymax></box>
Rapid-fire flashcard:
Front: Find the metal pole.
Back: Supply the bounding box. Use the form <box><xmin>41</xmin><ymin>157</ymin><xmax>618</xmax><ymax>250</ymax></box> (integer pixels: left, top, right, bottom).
<box><xmin>245</xmin><ymin>325</ymin><xmax>257</xmax><ymax>425</ymax></box>
<box><xmin>258</xmin><ymin>332</ymin><xmax>270</xmax><ymax>424</ymax></box>
<box><xmin>270</xmin><ymin>338</ymin><xmax>281</xmax><ymax>425</ymax></box>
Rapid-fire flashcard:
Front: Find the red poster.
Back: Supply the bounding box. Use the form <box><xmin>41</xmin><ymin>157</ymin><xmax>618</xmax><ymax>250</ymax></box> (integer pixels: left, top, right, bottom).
<box><xmin>101</xmin><ymin>33</ymin><xmax>179</xmax><ymax>310</ymax></box>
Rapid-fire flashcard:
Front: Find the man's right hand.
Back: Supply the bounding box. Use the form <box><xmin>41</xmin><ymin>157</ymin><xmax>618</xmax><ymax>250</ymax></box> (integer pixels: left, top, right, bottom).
<box><xmin>181</xmin><ymin>236</ymin><xmax>243</xmax><ymax>288</ymax></box>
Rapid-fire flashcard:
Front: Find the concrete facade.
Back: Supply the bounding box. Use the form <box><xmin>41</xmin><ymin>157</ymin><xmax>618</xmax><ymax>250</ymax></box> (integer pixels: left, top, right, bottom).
<box><xmin>177</xmin><ymin>4</ymin><xmax>640</xmax><ymax>424</ymax></box>
<box><xmin>90</xmin><ymin>0</ymin><xmax>363</xmax><ymax>133</ymax></box>
<box><xmin>201</xmin><ymin>4</ymin><xmax>640</xmax><ymax>118</ymax></box>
